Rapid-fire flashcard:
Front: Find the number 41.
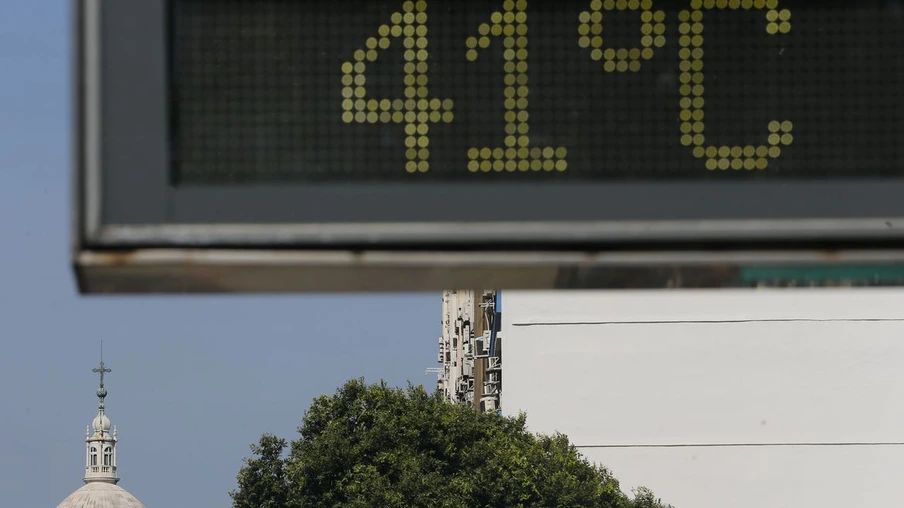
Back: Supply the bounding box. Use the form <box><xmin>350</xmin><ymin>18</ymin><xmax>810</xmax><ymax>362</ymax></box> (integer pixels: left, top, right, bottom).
<box><xmin>342</xmin><ymin>0</ymin><xmax>793</xmax><ymax>174</ymax></box>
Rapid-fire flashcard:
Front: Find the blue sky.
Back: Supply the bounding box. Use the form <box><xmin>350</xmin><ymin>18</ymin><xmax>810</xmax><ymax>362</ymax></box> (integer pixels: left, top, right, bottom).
<box><xmin>0</xmin><ymin>2</ymin><xmax>440</xmax><ymax>506</ymax></box>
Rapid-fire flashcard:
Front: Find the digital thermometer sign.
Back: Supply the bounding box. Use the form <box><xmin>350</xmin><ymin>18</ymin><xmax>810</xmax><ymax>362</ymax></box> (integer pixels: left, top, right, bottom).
<box><xmin>74</xmin><ymin>0</ymin><xmax>904</xmax><ymax>293</ymax></box>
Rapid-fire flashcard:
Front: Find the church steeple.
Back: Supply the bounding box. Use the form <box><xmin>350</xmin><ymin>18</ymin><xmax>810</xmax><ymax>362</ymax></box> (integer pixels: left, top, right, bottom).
<box><xmin>54</xmin><ymin>346</ymin><xmax>147</xmax><ymax>508</ymax></box>
<box><xmin>84</xmin><ymin>344</ymin><xmax>119</xmax><ymax>484</ymax></box>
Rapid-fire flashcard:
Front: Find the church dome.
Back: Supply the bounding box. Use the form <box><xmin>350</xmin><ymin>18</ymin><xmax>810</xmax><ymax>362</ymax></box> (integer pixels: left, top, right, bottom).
<box><xmin>55</xmin><ymin>482</ymin><xmax>146</xmax><ymax>508</ymax></box>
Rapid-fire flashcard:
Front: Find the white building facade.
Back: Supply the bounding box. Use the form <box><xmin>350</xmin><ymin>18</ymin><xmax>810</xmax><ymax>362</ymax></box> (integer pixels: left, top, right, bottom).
<box><xmin>500</xmin><ymin>289</ymin><xmax>904</xmax><ymax>508</ymax></box>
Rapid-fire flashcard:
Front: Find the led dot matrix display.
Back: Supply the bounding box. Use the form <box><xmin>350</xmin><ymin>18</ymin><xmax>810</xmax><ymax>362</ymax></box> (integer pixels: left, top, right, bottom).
<box><xmin>172</xmin><ymin>0</ymin><xmax>904</xmax><ymax>183</ymax></box>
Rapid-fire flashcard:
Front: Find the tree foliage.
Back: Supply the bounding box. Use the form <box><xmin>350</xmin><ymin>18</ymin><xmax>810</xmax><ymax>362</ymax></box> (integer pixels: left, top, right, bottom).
<box><xmin>231</xmin><ymin>379</ymin><xmax>672</xmax><ymax>508</ymax></box>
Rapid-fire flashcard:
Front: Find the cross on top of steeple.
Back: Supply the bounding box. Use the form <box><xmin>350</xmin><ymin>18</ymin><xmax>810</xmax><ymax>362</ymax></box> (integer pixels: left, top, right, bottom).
<box><xmin>92</xmin><ymin>341</ymin><xmax>111</xmax><ymax>391</ymax></box>
<box><xmin>93</xmin><ymin>360</ymin><xmax>111</xmax><ymax>389</ymax></box>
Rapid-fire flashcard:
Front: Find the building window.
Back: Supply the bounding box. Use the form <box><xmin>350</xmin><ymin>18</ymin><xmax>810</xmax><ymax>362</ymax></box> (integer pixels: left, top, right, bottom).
<box><xmin>103</xmin><ymin>447</ymin><xmax>112</xmax><ymax>466</ymax></box>
<box><xmin>90</xmin><ymin>447</ymin><xmax>97</xmax><ymax>466</ymax></box>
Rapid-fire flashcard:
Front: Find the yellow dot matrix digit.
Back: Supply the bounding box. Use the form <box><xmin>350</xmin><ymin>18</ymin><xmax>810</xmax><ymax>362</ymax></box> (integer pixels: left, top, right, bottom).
<box><xmin>340</xmin><ymin>1</ymin><xmax>454</xmax><ymax>173</ymax></box>
<box><xmin>467</xmin><ymin>0</ymin><xmax>567</xmax><ymax>172</ymax></box>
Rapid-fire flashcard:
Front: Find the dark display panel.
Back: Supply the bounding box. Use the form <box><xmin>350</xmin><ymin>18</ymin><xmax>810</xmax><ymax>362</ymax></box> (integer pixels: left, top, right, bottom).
<box><xmin>171</xmin><ymin>0</ymin><xmax>904</xmax><ymax>183</ymax></box>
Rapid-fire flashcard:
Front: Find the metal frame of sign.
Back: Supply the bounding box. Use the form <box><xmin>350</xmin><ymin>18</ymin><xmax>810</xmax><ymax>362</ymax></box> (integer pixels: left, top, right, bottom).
<box><xmin>74</xmin><ymin>0</ymin><xmax>904</xmax><ymax>293</ymax></box>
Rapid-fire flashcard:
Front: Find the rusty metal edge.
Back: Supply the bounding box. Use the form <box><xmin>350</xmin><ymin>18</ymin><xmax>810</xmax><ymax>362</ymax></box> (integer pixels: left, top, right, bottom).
<box><xmin>74</xmin><ymin>248</ymin><xmax>904</xmax><ymax>294</ymax></box>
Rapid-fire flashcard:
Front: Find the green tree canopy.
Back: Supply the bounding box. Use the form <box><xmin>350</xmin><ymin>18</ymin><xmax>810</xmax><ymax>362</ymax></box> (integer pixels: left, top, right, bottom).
<box><xmin>231</xmin><ymin>379</ymin><xmax>672</xmax><ymax>508</ymax></box>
